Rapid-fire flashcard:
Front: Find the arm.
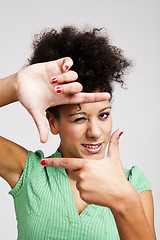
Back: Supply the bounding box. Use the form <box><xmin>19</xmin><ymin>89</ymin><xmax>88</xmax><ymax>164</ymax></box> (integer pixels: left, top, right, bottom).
<box><xmin>110</xmin><ymin>189</ymin><xmax>156</xmax><ymax>240</ymax></box>
<box><xmin>0</xmin><ymin>73</ymin><xmax>28</xmax><ymax>189</ymax></box>
<box><xmin>0</xmin><ymin>136</ymin><xmax>28</xmax><ymax>189</ymax></box>
<box><xmin>0</xmin><ymin>73</ymin><xmax>18</xmax><ymax>107</ymax></box>
<box><xmin>140</xmin><ymin>190</ymin><xmax>156</xmax><ymax>238</ymax></box>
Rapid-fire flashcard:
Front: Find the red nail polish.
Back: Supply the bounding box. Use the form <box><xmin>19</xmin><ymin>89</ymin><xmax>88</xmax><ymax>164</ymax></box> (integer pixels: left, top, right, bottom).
<box><xmin>41</xmin><ymin>159</ymin><xmax>46</xmax><ymax>165</ymax></box>
<box><xmin>64</xmin><ymin>65</ymin><xmax>69</xmax><ymax>71</ymax></box>
<box><xmin>119</xmin><ymin>132</ymin><xmax>124</xmax><ymax>138</ymax></box>
<box><xmin>51</xmin><ymin>77</ymin><xmax>57</xmax><ymax>84</ymax></box>
<box><xmin>55</xmin><ymin>86</ymin><xmax>62</xmax><ymax>94</ymax></box>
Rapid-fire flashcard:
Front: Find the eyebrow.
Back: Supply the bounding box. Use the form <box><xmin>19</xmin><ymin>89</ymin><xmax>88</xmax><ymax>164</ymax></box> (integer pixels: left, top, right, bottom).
<box><xmin>68</xmin><ymin>107</ymin><xmax>111</xmax><ymax>117</ymax></box>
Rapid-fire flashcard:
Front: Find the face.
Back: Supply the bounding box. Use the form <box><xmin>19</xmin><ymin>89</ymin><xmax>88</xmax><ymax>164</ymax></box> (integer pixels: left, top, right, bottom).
<box><xmin>48</xmin><ymin>100</ymin><xmax>112</xmax><ymax>160</ymax></box>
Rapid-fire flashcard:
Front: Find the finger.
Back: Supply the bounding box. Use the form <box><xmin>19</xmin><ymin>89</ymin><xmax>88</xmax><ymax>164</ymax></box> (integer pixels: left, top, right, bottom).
<box><xmin>45</xmin><ymin>57</ymin><xmax>74</xmax><ymax>78</ymax></box>
<box><xmin>61</xmin><ymin>92</ymin><xmax>111</xmax><ymax>104</ymax></box>
<box><xmin>29</xmin><ymin>109</ymin><xmax>49</xmax><ymax>143</ymax></box>
<box><xmin>50</xmin><ymin>70</ymin><xmax>78</xmax><ymax>85</ymax></box>
<box><xmin>41</xmin><ymin>157</ymin><xmax>84</xmax><ymax>170</ymax></box>
<box><xmin>62</xmin><ymin>57</ymin><xmax>74</xmax><ymax>72</ymax></box>
<box><xmin>55</xmin><ymin>82</ymin><xmax>82</xmax><ymax>95</ymax></box>
<box><xmin>107</xmin><ymin>129</ymin><xmax>124</xmax><ymax>159</ymax></box>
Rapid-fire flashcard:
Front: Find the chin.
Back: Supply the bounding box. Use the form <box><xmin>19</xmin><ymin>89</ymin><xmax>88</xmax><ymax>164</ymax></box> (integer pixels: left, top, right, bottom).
<box><xmin>81</xmin><ymin>152</ymin><xmax>105</xmax><ymax>160</ymax></box>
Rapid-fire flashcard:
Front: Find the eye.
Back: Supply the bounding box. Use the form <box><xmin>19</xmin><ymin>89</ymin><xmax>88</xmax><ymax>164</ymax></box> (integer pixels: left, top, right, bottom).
<box><xmin>74</xmin><ymin>117</ymin><xmax>87</xmax><ymax>123</ymax></box>
<box><xmin>99</xmin><ymin>112</ymin><xmax>109</xmax><ymax>119</ymax></box>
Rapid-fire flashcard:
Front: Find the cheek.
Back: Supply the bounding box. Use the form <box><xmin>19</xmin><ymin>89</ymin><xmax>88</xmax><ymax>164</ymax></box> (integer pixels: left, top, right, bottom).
<box><xmin>59</xmin><ymin>124</ymin><xmax>85</xmax><ymax>143</ymax></box>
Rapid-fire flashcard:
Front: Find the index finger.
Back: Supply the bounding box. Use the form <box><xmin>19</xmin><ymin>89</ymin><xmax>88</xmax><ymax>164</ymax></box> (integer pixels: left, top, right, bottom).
<box><xmin>67</xmin><ymin>92</ymin><xmax>111</xmax><ymax>104</ymax></box>
<box><xmin>41</xmin><ymin>157</ymin><xmax>84</xmax><ymax>170</ymax></box>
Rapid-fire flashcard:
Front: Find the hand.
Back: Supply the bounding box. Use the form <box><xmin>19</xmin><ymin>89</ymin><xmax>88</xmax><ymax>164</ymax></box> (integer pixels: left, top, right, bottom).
<box><xmin>15</xmin><ymin>57</ymin><xmax>110</xmax><ymax>143</ymax></box>
<box><xmin>41</xmin><ymin>129</ymin><xmax>135</xmax><ymax>209</ymax></box>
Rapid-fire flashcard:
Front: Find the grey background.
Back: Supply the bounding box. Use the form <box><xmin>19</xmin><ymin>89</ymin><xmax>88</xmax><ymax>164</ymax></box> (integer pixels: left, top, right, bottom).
<box><xmin>0</xmin><ymin>0</ymin><xmax>159</xmax><ymax>239</ymax></box>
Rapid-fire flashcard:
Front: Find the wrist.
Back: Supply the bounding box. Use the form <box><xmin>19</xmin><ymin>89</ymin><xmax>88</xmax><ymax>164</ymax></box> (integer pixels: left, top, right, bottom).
<box><xmin>110</xmin><ymin>184</ymin><xmax>141</xmax><ymax>215</ymax></box>
<box><xmin>12</xmin><ymin>72</ymin><xmax>18</xmax><ymax>102</ymax></box>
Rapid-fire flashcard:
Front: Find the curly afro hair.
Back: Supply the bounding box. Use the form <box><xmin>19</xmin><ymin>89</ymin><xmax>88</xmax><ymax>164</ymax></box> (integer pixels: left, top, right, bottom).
<box><xmin>28</xmin><ymin>26</ymin><xmax>131</xmax><ymax>97</ymax></box>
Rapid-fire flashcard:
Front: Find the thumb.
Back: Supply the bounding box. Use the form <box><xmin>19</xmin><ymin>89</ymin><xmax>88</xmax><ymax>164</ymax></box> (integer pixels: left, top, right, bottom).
<box><xmin>107</xmin><ymin>129</ymin><xmax>124</xmax><ymax>158</ymax></box>
<box><xmin>29</xmin><ymin>109</ymin><xmax>49</xmax><ymax>143</ymax></box>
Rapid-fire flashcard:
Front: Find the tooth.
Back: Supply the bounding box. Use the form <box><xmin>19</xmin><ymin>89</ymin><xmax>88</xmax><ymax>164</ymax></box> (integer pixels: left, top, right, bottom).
<box><xmin>84</xmin><ymin>144</ymin><xmax>99</xmax><ymax>149</ymax></box>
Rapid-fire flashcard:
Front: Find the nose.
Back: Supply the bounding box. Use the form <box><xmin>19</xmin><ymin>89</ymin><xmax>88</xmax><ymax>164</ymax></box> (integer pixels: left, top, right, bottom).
<box><xmin>86</xmin><ymin>119</ymin><xmax>102</xmax><ymax>139</ymax></box>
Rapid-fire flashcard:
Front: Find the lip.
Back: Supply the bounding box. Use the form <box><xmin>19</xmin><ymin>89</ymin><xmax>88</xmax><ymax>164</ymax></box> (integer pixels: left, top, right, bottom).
<box><xmin>81</xmin><ymin>142</ymin><xmax>103</xmax><ymax>154</ymax></box>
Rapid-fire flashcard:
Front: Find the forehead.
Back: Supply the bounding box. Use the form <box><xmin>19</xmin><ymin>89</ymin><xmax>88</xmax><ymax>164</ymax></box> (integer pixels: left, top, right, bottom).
<box><xmin>59</xmin><ymin>100</ymin><xmax>110</xmax><ymax>116</ymax></box>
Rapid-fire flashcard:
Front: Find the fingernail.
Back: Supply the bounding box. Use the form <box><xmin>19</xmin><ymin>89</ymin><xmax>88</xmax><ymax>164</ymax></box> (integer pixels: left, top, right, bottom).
<box><xmin>119</xmin><ymin>132</ymin><xmax>124</xmax><ymax>138</ymax></box>
<box><xmin>64</xmin><ymin>65</ymin><xmax>69</xmax><ymax>71</ymax></box>
<box><xmin>55</xmin><ymin>86</ymin><xmax>62</xmax><ymax>94</ymax></box>
<box><xmin>50</xmin><ymin>77</ymin><xmax>57</xmax><ymax>84</ymax></box>
<box><xmin>41</xmin><ymin>159</ymin><xmax>46</xmax><ymax>166</ymax></box>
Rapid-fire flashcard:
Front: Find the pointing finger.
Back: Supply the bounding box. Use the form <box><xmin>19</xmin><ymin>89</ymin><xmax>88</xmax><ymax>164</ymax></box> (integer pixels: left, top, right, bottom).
<box><xmin>74</xmin><ymin>92</ymin><xmax>111</xmax><ymax>103</ymax></box>
<box><xmin>54</xmin><ymin>92</ymin><xmax>111</xmax><ymax>105</ymax></box>
<box><xmin>69</xmin><ymin>92</ymin><xmax>111</xmax><ymax>104</ymax></box>
<box><xmin>41</xmin><ymin>157</ymin><xmax>84</xmax><ymax>170</ymax></box>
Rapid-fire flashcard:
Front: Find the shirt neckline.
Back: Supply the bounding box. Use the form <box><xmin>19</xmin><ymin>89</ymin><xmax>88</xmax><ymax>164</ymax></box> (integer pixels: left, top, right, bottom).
<box><xmin>50</xmin><ymin>149</ymin><xmax>96</xmax><ymax>222</ymax></box>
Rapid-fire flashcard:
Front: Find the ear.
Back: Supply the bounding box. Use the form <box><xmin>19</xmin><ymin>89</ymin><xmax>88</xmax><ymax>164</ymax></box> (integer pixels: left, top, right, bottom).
<box><xmin>46</xmin><ymin>111</ymin><xmax>59</xmax><ymax>135</ymax></box>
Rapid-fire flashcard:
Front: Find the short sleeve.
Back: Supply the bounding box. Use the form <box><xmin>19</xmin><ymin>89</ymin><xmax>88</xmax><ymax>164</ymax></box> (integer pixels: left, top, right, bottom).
<box><xmin>8</xmin><ymin>150</ymin><xmax>44</xmax><ymax>198</ymax></box>
<box><xmin>124</xmin><ymin>166</ymin><xmax>152</xmax><ymax>193</ymax></box>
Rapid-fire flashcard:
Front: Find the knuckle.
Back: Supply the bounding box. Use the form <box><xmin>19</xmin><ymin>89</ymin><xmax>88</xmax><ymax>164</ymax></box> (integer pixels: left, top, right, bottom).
<box><xmin>66</xmin><ymin>57</ymin><xmax>73</xmax><ymax>65</ymax></box>
<box><xmin>50</xmin><ymin>159</ymin><xmax>55</xmax><ymax>166</ymax></box>
<box><xmin>110</xmin><ymin>139</ymin><xmax>119</xmax><ymax>147</ymax></box>
<box><xmin>79</xmin><ymin>172</ymin><xmax>86</xmax><ymax>180</ymax></box>
<box><xmin>72</xmin><ymin>71</ymin><xmax>78</xmax><ymax>80</ymax></box>
<box><xmin>67</xmin><ymin>71</ymin><xmax>78</xmax><ymax>81</ymax></box>
<box><xmin>72</xmin><ymin>82</ymin><xmax>82</xmax><ymax>92</ymax></box>
<box><xmin>59</xmin><ymin>159</ymin><xmax>69</xmax><ymax>168</ymax></box>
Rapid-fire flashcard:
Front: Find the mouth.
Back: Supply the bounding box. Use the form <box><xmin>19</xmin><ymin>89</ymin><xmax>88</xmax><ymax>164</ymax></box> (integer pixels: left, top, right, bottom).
<box><xmin>81</xmin><ymin>142</ymin><xmax>103</xmax><ymax>153</ymax></box>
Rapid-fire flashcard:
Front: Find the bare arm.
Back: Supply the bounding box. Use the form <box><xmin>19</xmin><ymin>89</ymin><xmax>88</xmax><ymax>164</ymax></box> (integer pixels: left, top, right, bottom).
<box><xmin>110</xmin><ymin>189</ymin><xmax>156</xmax><ymax>240</ymax></box>
<box><xmin>0</xmin><ymin>136</ymin><xmax>28</xmax><ymax>189</ymax></box>
<box><xmin>0</xmin><ymin>73</ymin><xmax>18</xmax><ymax>107</ymax></box>
<box><xmin>0</xmin><ymin>73</ymin><xmax>28</xmax><ymax>188</ymax></box>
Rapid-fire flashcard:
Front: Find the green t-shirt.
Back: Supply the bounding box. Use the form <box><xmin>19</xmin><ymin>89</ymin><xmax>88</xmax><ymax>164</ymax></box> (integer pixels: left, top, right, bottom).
<box><xmin>9</xmin><ymin>150</ymin><xmax>151</xmax><ymax>240</ymax></box>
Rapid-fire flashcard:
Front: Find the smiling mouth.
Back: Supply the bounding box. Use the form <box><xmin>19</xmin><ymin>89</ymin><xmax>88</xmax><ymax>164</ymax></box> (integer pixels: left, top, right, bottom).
<box><xmin>81</xmin><ymin>142</ymin><xmax>103</xmax><ymax>153</ymax></box>
<box><xmin>82</xmin><ymin>143</ymin><xmax>102</xmax><ymax>149</ymax></box>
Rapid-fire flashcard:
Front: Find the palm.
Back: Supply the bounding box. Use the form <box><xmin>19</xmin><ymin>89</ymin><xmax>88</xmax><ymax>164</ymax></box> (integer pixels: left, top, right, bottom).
<box><xmin>15</xmin><ymin>57</ymin><xmax>110</xmax><ymax>142</ymax></box>
<box><xmin>17</xmin><ymin>59</ymin><xmax>64</xmax><ymax>112</ymax></box>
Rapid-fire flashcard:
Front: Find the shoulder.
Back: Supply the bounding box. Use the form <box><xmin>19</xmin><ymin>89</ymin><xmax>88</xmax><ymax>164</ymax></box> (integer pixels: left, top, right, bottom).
<box><xmin>0</xmin><ymin>136</ymin><xmax>28</xmax><ymax>188</ymax></box>
<box><xmin>8</xmin><ymin>149</ymin><xmax>47</xmax><ymax>197</ymax></box>
<box><xmin>124</xmin><ymin>166</ymin><xmax>152</xmax><ymax>193</ymax></box>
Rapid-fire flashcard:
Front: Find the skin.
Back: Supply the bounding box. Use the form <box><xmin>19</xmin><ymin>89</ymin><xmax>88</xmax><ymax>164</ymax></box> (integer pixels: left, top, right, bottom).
<box><xmin>0</xmin><ymin>57</ymin><xmax>110</xmax><ymax>188</ymax></box>
<box><xmin>45</xmin><ymin>101</ymin><xmax>157</xmax><ymax>239</ymax></box>
<box><xmin>0</xmin><ymin>57</ymin><xmax>156</xmax><ymax>239</ymax></box>
<box><xmin>47</xmin><ymin>100</ymin><xmax>112</xmax><ymax>160</ymax></box>
<box><xmin>0</xmin><ymin>57</ymin><xmax>110</xmax><ymax>143</ymax></box>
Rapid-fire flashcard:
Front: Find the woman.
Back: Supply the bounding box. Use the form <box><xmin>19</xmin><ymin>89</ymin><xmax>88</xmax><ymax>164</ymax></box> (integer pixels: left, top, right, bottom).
<box><xmin>0</xmin><ymin>26</ymin><xmax>156</xmax><ymax>239</ymax></box>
